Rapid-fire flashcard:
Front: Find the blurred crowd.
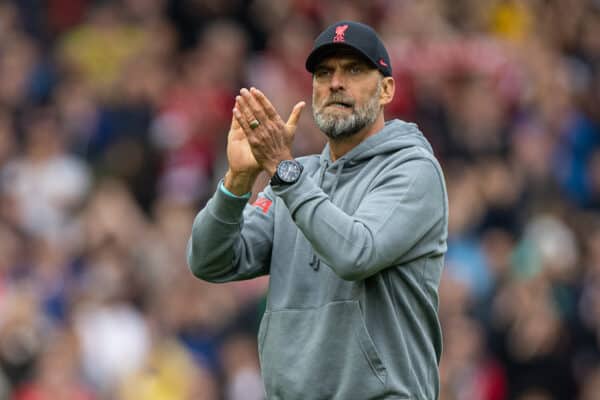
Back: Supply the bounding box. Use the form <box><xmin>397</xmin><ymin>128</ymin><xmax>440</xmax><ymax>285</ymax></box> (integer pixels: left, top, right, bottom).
<box><xmin>0</xmin><ymin>0</ymin><xmax>598</xmax><ymax>399</ymax></box>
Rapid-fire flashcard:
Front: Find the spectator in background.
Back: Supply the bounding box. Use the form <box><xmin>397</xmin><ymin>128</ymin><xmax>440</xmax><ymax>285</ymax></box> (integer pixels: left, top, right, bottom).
<box><xmin>0</xmin><ymin>108</ymin><xmax>90</xmax><ymax>240</ymax></box>
<box><xmin>57</xmin><ymin>2</ymin><xmax>146</xmax><ymax>97</ymax></box>
<box><xmin>13</xmin><ymin>329</ymin><xmax>95</xmax><ymax>400</ymax></box>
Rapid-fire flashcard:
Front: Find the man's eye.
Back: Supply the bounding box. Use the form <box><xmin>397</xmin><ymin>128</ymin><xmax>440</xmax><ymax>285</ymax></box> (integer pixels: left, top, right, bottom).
<box><xmin>315</xmin><ymin>69</ymin><xmax>330</xmax><ymax>78</ymax></box>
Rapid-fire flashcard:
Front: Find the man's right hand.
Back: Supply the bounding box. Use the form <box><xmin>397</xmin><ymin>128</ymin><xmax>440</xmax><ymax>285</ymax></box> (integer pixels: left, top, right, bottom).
<box><xmin>224</xmin><ymin>113</ymin><xmax>261</xmax><ymax>196</ymax></box>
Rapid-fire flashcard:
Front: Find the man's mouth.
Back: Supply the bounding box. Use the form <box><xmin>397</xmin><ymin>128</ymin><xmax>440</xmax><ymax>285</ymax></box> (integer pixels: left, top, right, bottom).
<box><xmin>325</xmin><ymin>100</ymin><xmax>354</xmax><ymax>109</ymax></box>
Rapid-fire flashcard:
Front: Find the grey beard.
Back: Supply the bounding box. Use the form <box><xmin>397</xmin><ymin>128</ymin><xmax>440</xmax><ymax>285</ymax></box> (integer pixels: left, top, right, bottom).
<box><xmin>312</xmin><ymin>84</ymin><xmax>382</xmax><ymax>140</ymax></box>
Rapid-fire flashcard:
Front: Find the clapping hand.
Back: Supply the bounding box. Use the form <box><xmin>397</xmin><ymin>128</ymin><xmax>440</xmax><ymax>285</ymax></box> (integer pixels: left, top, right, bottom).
<box><xmin>233</xmin><ymin>87</ymin><xmax>305</xmax><ymax>177</ymax></box>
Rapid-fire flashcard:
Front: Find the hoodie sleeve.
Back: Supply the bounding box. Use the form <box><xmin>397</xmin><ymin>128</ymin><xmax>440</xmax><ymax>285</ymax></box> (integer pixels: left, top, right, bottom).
<box><xmin>271</xmin><ymin>156</ymin><xmax>447</xmax><ymax>281</ymax></box>
<box><xmin>186</xmin><ymin>184</ymin><xmax>274</xmax><ymax>283</ymax></box>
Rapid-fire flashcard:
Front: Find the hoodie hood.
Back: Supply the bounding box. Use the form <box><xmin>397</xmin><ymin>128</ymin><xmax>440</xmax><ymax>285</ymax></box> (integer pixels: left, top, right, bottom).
<box><xmin>318</xmin><ymin>119</ymin><xmax>434</xmax><ymax>167</ymax></box>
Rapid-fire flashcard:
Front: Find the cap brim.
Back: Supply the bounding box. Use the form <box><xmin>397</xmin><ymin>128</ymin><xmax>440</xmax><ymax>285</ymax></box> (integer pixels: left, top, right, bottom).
<box><xmin>305</xmin><ymin>43</ymin><xmax>378</xmax><ymax>73</ymax></box>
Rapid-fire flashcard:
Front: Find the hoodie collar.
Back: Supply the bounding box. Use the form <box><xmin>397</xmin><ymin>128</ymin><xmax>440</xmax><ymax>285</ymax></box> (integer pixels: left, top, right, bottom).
<box><xmin>318</xmin><ymin>119</ymin><xmax>433</xmax><ymax>168</ymax></box>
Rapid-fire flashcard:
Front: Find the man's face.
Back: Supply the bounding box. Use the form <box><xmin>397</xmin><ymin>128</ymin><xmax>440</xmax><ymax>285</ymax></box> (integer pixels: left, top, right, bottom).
<box><xmin>311</xmin><ymin>51</ymin><xmax>383</xmax><ymax>140</ymax></box>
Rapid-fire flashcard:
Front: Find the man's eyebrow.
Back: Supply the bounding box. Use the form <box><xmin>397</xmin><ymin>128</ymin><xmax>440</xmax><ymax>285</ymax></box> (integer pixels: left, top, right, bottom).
<box><xmin>314</xmin><ymin>63</ymin><xmax>334</xmax><ymax>71</ymax></box>
<box><xmin>343</xmin><ymin>60</ymin><xmax>367</xmax><ymax>68</ymax></box>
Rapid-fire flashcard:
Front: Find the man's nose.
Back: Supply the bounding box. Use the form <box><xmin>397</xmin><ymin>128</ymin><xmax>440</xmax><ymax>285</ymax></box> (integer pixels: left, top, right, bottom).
<box><xmin>329</xmin><ymin>70</ymin><xmax>345</xmax><ymax>91</ymax></box>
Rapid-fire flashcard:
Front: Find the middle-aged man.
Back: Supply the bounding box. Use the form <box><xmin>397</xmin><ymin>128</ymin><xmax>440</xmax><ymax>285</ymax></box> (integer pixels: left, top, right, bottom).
<box><xmin>187</xmin><ymin>20</ymin><xmax>448</xmax><ymax>399</ymax></box>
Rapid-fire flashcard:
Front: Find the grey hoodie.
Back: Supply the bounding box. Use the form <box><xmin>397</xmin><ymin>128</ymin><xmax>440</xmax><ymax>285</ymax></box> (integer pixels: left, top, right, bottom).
<box><xmin>187</xmin><ymin>119</ymin><xmax>448</xmax><ymax>399</ymax></box>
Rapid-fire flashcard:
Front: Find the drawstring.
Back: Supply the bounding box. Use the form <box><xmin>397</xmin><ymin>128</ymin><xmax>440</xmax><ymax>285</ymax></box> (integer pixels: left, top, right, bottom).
<box><xmin>329</xmin><ymin>162</ymin><xmax>344</xmax><ymax>202</ymax></box>
<box><xmin>318</xmin><ymin>160</ymin><xmax>327</xmax><ymax>186</ymax></box>
<box><xmin>309</xmin><ymin>160</ymin><xmax>345</xmax><ymax>272</ymax></box>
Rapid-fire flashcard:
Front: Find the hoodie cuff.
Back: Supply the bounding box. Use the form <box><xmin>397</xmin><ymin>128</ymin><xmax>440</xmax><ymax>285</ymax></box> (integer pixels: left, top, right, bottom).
<box><xmin>219</xmin><ymin>181</ymin><xmax>252</xmax><ymax>200</ymax></box>
<box><xmin>207</xmin><ymin>181</ymin><xmax>250</xmax><ymax>224</ymax></box>
<box><xmin>271</xmin><ymin>171</ymin><xmax>323</xmax><ymax>217</ymax></box>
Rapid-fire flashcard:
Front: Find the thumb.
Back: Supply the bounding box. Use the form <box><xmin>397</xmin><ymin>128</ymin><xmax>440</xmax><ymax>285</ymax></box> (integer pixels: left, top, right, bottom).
<box><xmin>230</xmin><ymin>111</ymin><xmax>241</xmax><ymax>131</ymax></box>
<box><xmin>285</xmin><ymin>101</ymin><xmax>306</xmax><ymax>130</ymax></box>
<box><xmin>228</xmin><ymin>110</ymin><xmax>242</xmax><ymax>141</ymax></box>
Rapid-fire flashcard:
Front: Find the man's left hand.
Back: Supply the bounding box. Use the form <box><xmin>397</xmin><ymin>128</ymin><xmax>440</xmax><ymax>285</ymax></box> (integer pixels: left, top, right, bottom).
<box><xmin>233</xmin><ymin>87</ymin><xmax>305</xmax><ymax>176</ymax></box>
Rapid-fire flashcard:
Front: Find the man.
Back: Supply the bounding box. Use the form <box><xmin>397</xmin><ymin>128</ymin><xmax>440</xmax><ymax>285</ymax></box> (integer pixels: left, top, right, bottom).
<box><xmin>187</xmin><ymin>21</ymin><xmax>448</xmax><ymax>399</ymax></box>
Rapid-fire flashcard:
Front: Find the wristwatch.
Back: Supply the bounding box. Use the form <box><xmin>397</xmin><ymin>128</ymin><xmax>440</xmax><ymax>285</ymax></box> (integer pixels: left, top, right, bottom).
<box><xmin>270</xmin><ymin>160</ymin><xmax>303</xmax><ymax>186</ymax></box>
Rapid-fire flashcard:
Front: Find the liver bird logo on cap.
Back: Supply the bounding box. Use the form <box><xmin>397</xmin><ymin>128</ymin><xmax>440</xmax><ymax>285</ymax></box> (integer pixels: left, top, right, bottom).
<box><xmin>333</xmin><ymin>24</ymin><xmax>349</xmax><ymax>42</ymax></box>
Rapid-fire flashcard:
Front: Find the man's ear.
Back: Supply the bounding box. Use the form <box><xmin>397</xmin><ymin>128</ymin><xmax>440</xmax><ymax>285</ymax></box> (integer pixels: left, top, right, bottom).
<box><xmin>379</xmin><ymin>76</ymin><xmax>395</xmax><ymax>106</ymax></box>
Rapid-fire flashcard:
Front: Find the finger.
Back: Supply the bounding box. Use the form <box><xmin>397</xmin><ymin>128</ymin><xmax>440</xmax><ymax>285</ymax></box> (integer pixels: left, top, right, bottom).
<box><xmin>233</xmin><ymin>106</ymin><xmax>253</xmax><ymax>135</ymax></box>
<box><xmin>286</xmin><ymin>101</ymin><xmax>306</xmax><ymax>128</ymax></box>
<box><xmin>251</xmin><ymin>88</ymin><xmax>280</xmax><ymax>120</ymax></box>
<box><xmin>236</xmin><ymin>95</ymin><xmax>258</xmax><ymax>128</ymax></box>
<box><xmin>241</xmin><ymin>88</ymin><xmax>268</xmax><ymax>122</ymax></box>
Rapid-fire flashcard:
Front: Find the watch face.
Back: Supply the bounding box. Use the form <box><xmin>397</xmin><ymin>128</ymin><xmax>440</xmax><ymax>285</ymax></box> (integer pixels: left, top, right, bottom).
<box><xmin>277</xmin><ymin>160</ymin><xmax>302</xmax><ymax>183</ymax></box>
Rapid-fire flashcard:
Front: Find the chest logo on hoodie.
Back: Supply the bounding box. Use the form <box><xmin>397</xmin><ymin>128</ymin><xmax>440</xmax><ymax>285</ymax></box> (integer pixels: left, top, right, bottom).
<box><xmin>253</xmin><ymin>197</ymin><xmax>273</xmax><ymax>214</ymax></box>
